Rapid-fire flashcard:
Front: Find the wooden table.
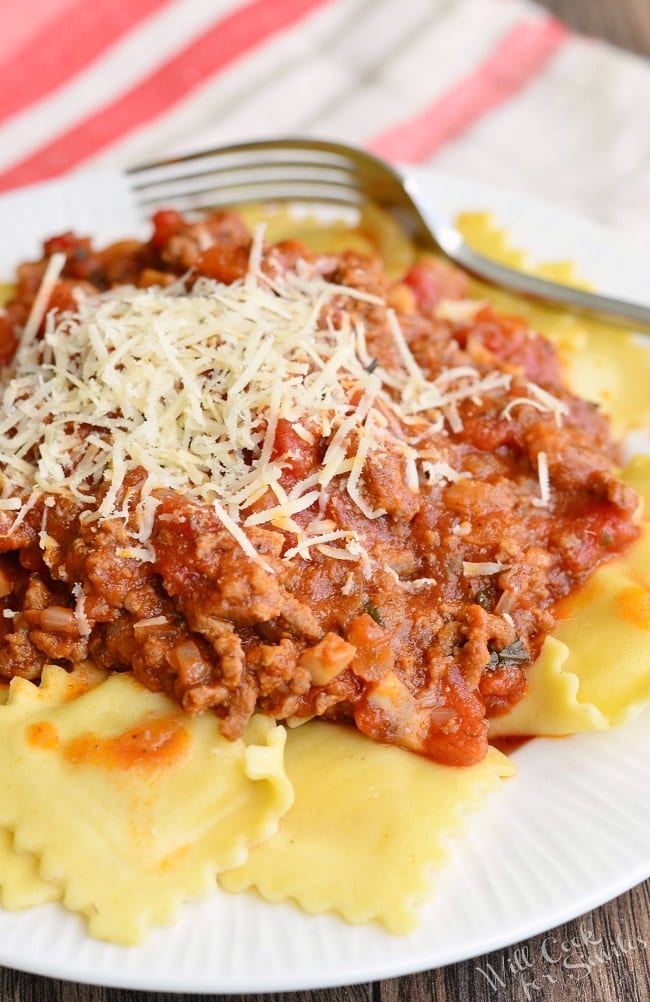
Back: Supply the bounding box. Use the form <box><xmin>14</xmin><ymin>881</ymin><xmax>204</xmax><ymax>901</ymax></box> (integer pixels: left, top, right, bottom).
<box><xmin>2</xmin><ymin>1</ymin><xmax>648</xmax><ymax>999</ymax></box>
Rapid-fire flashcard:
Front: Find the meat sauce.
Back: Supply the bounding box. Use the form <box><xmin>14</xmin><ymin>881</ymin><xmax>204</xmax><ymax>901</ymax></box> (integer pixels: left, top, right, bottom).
<box><xmin>0</xmin><ymin>210</ymin><xmax>640</xmax><ymax>767</ymax></box>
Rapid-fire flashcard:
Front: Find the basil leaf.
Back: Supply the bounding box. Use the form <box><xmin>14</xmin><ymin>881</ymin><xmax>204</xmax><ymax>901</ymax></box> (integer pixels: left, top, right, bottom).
<box><xmin>363</xmin><ymin>600</ymin><xmax>385</xmax><ymax>627</ymax></box>
<box><xmin>485</xmin><ymin>637</ymin><xmax>529</xmax><ymax>670</ymax></box>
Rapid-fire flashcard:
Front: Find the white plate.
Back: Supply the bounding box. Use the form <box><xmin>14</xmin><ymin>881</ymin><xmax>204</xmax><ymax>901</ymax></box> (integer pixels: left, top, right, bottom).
<box><xmin>0</xmin><ymin>167</ymin><xmax>648</xmax><ymax>993</ymax></box>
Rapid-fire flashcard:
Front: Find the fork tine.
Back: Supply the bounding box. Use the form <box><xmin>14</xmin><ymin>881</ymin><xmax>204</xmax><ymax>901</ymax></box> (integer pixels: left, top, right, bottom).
<box><xmin>132</xmin><ymin>163</ymin><xmax>365</xmax><ymax>208</ymax></box>
<box><xmin>131</xmin><ymin>161</ymin><xmax>358</xmax><ymax>192</ymax></box>
<box><xmin>128</xmin><ymin>138</ymin><xmax>434</xmax><ymax>247</ymax></box>
<box><xmin>128</xmin><ymin>138</ymin><xmax>362</xmax><ymax>184</ymax></box>
<box><xmin>128</xmin><ymin>144</ymin><xmax>361</xmax><ymax>205</ymax></box>
<box><xmin>127</xmin><ymin>138</ymin><xmax>383</xmax><ymax>213</ymax></box>
<box><xmin>136</xmin><ymin>182</ymin><xmax>364</xmax><ymax>213</ymax></box>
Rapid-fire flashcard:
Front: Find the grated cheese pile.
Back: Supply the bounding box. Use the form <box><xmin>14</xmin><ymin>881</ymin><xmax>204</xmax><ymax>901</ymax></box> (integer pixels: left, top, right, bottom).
<box><xmin>1</xmin><ymin>261</ymin><xmax>389</xmax><ymax>545</ymax></box>
<box><xmin>0</xmin><ymin>243</ymin><xmax>559</xmax><ymax>562</ymax></box>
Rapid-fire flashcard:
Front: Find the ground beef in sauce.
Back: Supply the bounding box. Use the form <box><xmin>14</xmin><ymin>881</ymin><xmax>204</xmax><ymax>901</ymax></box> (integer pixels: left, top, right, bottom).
<box><xmin>0</xmin><ymin>210</ymin><xmax>640</xmax><ymax>767</ymax></box>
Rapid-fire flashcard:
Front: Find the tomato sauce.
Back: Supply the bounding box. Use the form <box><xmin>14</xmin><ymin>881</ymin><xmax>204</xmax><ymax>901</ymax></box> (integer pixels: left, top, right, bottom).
<box><xmin>0</xmin><ymin>211</ymin><xmax>640</xmax><ymax>767</ymax></box>
<box><xmin>27</xmin><ymin>715</ymin><xmax>190</xmax><ymax>771</ymax></box>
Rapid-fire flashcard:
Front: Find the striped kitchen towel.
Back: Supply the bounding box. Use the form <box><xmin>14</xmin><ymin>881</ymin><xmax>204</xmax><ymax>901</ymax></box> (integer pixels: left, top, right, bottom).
<box><xmin>1</xmin><ymin>0</ymin><xmax>649</xmax><ymax>247</ymax></box>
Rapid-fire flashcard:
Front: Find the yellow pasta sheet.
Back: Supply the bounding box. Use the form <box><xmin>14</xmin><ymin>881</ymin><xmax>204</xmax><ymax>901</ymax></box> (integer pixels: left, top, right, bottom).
<box><xmin>0</xmin><ymin>666</ymin><xmax>292</xmax><ymax>944</ymax></box>
<box><xmin>221</xmin><ymin>721</ymin><xmax>514</xmax><ymax>934</ymax></box>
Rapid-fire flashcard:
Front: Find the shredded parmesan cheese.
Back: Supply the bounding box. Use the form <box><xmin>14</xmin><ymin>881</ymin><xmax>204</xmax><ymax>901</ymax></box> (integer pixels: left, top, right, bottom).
<box><xmin>384</xmin><ymin>311</ymin><xmax>512</xmax><ymax>428</ymax></box>
<box><xmin>19</xmin><ymin>252</ymin><xmax>66</xmax><ymax>347</ymax></box>
<box><xmin>0</xmin><ymin>264</ymin><xmax>390</xmax><ymax>563</ymax></box>
<box><xmin>400</xmin><ymin>576</ymin><xmax>438</xmax><ymax>593</ymax></box>
<box><xmin>421</xmin><ymin>461</ymin><xmax>468</xmax><ymax>486</ymax></box>
<box><xmin>502</xmin><ymin>382</ymin><xmax>569</xmax><ymax>427</ymax></box>
<box><xmin>71</xmin><ymin>582</ymin><xmax>91</xmax><ymax>638</ymax></box>
<box><xmin>532</xmin><ymin>450</ymin><xmax>551</xmax><ymax>508</ymax></box>
<box><xmin>0</xmin><ymin>247</ymin><xmax>526</xmax><ymax>568</ymax></box>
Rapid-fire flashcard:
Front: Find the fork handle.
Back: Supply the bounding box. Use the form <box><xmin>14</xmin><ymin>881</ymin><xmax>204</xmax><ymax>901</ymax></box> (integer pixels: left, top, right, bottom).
<box><xmin>450</xmin><ymin>243</ymin><xmax>650</xmax><ymax>331</ymax></box>
<box><xmin>408</xmin><ymin>182</ymin><xmax>650</xmax><ymax>332</ymax></box>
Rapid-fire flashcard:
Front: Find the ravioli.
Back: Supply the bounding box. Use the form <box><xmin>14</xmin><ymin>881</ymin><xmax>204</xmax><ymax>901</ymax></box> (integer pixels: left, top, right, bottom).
<box><xmin>220</xmin><ymin>721</ymin><xmax>514</xmax><ymax>934</ymax></box>
<box><xmin>491</xmin><ymin>456</ymin><xmax>650</xmax><ymax>738</ymax></box>
<box><xmin>0</xmin><ymin>666</ymin><xmax>292</xmax><ymax>943</ymax></box>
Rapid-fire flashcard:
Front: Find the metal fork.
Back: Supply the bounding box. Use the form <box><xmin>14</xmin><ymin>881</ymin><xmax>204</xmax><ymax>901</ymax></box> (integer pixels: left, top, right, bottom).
<box><xmin>128</xmin><ymin>138</ymin><xmax>650</xmax><ymax>330</ymax></box>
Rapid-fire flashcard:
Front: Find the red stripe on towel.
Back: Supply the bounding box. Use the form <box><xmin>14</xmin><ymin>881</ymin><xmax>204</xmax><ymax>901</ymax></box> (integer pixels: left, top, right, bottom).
<box><xmin>0</xmin><ymin>0</ymin><xmax>333</xmax><ymax>190</ymax></box>
<box><xmin>368</xmin><ymin>17</ymin><xmax>569</xmax><ymax>163</ymax></box>
<box><xmin>0</xmin><ymin>0</ymin><xmax>78</xmax><ymax>65</ymax></box>
<box><xmin>0</xmin><ymin>0</ymin><xmax>170</xmax><ymax>123</ymax></box>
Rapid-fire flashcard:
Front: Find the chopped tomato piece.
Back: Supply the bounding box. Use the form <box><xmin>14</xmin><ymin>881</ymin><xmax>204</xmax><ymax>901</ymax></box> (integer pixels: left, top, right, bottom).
<box><xmin>196</xmin><ymin>243</ymin><xmax>250</xmax><ymax>284</ymax></box>
<box><xmin>151</xmin><ymin>209</ymin><xmax>185</xmax><ymax>249</ymax></box>
<box><xmin>271</xmin><ymin>418</ymin><xmax>321</xmax><ymax>483</ymax></box>
<box><xmin>404</xmin><ymin>259</ymin><xmax>469</xmax><ymax>313</ymax></box>
<box><xmin>0</xmin><ymin>313</ymin><xmax>18</xmax><ymax>366</ymax></box>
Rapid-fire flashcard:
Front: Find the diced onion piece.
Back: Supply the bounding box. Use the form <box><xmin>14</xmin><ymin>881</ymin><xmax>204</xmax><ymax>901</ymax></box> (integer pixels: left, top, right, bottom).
<box><xmin>172</xmin><ymin>640</ymin><xmax>207</xmax><ymax>686</ymax></box>
<box><xmin>462</xmin><ymin>561</ymin><xmax>506</xmax><ymax>577</ymax></box>
<box><xmin>532</xmin><ymin>451</ymin><xmax>551</xmax><ymax>508</ymax></box>
<box><xmin>133</xmin><ymin>616</ymin><xmax>169</xmax><ymax>632</ymax></box>
<box><xmin>38</xmin><ymin>606</ymin><xmax>80</xmax><ymax>634</ymax></box>
<box><xmin>299</xmin><ymin>632</ymin><xmax>356</xmax><ymax>686</ymax></box>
